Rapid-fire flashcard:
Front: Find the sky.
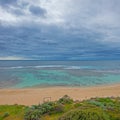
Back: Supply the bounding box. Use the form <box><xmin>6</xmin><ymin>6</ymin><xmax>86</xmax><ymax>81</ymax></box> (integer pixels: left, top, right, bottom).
<box><xmin>0</xmin><ymin>0</ymin><xmax>120</xmax><ymax>60</ymax></box>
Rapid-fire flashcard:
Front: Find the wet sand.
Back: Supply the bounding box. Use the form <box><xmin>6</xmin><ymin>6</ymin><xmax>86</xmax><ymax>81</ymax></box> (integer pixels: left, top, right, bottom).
<box><xmin>0</xmin><ymin>84</ymin><xmax>120</xmax><ymax>106</ymax></box>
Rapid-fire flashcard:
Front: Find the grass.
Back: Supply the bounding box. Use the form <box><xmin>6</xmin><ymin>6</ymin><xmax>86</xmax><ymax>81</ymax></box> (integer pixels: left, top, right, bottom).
<box><xmin>0</xmin><ymin>105</ymin><xmax>26</xmax><ymax>120</ymax></box>
<box><xmin>0</xmin><ymin>97</ymin><xmax>120</xmax><ymax>120</ymax></box>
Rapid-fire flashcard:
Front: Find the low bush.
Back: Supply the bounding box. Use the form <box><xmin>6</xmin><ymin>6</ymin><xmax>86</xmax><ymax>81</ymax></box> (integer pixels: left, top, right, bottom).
<box><xmin>0</xmin><ymin>112</ymin><xmax>9</xmax><ymax>120</ymax></box>
<box><xmin>59</xmin><ymin>108</ymin><xmax>110</xmax><ymax>120</ymax></box>
<box><xmin>87</xmin><ymin>100</ymin><xmax>105</xmax><ymax>108</ymax></box>
<box><xmin>39</xmin><ymin>102</ymin><xmax>55</xmax><ymax>114</ymax></box>
<box><xmin>2</xmin><ymin>112</ymin><xmax>9</xmax><ymax>118</ymax></box>
<box><xmin>58</xmin><ymin>95</ymin><xmax>73</xmax><ymax>104</ymax></box>
<box><xmin>24</xmin><ymin>102</ymin><xmax>64</xmax><ymax>120</ymax></box>
<box><xmin>51</xmin><ymin>103</ymin><xmax>64</xmax><ymax>114</ymax></box>
<box><xmin>24</xmin><ymin>109</ymin><xmax>41</xmax><ymax>120</ymax></box>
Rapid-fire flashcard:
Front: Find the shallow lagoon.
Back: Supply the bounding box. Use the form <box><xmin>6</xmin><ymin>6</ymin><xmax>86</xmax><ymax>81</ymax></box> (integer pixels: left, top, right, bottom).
<box><xmin>0</xmin><ymin>60</ymin><xmax>120</xmax><ymax>88</ymax></box>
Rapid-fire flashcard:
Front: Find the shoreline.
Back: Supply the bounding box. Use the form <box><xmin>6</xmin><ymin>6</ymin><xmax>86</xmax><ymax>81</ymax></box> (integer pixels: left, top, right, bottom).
<box><xmin>0</xmin><ymin>84</ymin><xmax>120</xmax><ymax>106</ymax></box>
<box><xmin>1</xmin><ymin>82</ymin><xmax>120</xmax><ymax>89</ymax></box>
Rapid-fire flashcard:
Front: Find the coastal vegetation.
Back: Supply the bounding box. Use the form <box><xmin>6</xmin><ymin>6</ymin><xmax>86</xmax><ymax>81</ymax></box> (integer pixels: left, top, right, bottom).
<box><xmin>0</xmin><ymin>95</ymin><xmax>120</xmax><ymax>120</ymax></box>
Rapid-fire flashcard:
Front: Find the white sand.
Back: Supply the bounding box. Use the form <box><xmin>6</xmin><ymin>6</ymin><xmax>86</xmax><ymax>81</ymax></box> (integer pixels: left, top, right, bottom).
<box><xmin>0</xmin><ymin>84</ymin><xmax>120</xmax><ymax>105</ymax></box>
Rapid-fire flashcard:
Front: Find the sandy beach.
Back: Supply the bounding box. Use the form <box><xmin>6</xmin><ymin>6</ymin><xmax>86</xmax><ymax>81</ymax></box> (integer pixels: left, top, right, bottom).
<box><xmin>0</xmin><ymin>84</ymin><xmax>120</xmax><ymax>106</ymax></box>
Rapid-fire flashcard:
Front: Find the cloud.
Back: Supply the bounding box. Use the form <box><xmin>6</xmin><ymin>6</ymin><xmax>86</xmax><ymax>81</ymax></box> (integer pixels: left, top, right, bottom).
<box><xmin>0</xmin><ymin>0</ymin><xmax>120</xmax><ymax>60</ymax></box>
<box><xmin>0</xmin><ymin>25</ymin><xmax>119</xmax><ymax>60</ymax></box>
<box><xmin>0</xmin><ymin>56</ymin><xmax>25</xmax><ymax>60</ymax></box>
<box><xmin>0</xmin><ymin>0</ymin><xmax>120</xmax><ymax>27</ymax></box>
<box><xmin>0</xmin><ymin>0</ymin><xmax>17</xmax><ymax>6</ymax></box>
<box><xmin>29</xmin><ymin>5</ymin><xmax>46</xmax><ymax>16</ymax></box>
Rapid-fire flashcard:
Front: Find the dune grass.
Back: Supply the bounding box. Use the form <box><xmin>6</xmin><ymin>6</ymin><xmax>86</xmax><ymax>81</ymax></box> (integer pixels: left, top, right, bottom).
<box><xmin>0</xmin><ymin>96</ymin><xmax>120</xmax><ymax>120</ymax></box>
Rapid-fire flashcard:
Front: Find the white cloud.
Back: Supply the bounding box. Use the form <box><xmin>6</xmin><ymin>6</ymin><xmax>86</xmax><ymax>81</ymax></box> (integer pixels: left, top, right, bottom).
<box><xmin>0</xmin><ymin>0</ymin><xmax>119</xmax><ymax>27</ymax></box>
<box><xmin>0</xmin><ymin>7</ymin><xmax>18</xmax><ymax>26</ymax></box>
<box><xmin>0</xmin><ymin>0</ymin><xmax>120</xmax><ymax>43</ymax></box>
<box><xmin>0</xmin><ymin>56</ymin><xmax>25</xmax><ymax>60</ymax></box>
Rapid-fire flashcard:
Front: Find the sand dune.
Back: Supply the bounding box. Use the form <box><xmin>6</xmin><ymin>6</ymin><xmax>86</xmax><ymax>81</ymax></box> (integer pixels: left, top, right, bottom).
<box><xmin>0</xmin><ymin>84</ymin><xmax>120</xmax><ymax>106</ymax></box>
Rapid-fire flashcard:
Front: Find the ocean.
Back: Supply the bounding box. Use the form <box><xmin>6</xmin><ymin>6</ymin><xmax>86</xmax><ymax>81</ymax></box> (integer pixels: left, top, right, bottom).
<box><xmin>0</xmin><ymin>60</ymin><xmax>120</xmax><ymax>88</ymax></box>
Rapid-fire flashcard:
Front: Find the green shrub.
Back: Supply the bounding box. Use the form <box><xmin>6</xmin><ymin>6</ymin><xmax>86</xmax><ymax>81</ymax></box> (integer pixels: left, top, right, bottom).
<box><xmin>0</xmin><ymin>112</ymin><xmax>9</xmax><ymax>120</ymax></box>
<box><xmin>24</xmin><ymin>102</ymin><xmax>64</xmax><ymax>120</ymax></box>
<box><xmin>74</xmin><ymin>103</ymin><xmax>83</xmax><ymax>108</ymax></box>
<box><xmin>88</xmin><ymin>100</ymin><xmax>105</xmax><ymax>108</ymax></box>
<box><xmin>51</xmin><ymin>103</ymin><xmax>64</xmax><ymax>114</ymax></box>
<box><xmin>2</xmin><ymin>112</ymin><xmax>9</xmax><ymax>118</ymax></box>
<box><xmin>58</xmin><ymin>95</ymin><xmax>73</xmax><ymax>104</ymax></box>
<box><xmin>24</xmin><ymin>102</ymin><xmax>54</xmax><ymax>120</ymax></box>
<box><xmin>97</xmin><ymin>98</ymin><xmax>113</xmax><ymax>103</ymax></box>
<box><xmin>24</xmin><ymin>109</ymin><xmax>41</xmax><ymax>120</ymax></box>
<box><xmin>42</xmin><ymin>102</ymin><xmax>55</xmax><ymax>113</ymax></box>
<box><xmin>59</xmin><ymin>108</ymin><xmax>110</xmax><ymax>120</ymax></box>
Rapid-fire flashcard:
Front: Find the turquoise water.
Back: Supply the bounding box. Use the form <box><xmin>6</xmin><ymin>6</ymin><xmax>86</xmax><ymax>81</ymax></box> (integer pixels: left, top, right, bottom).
<box><xmin>0</xmin><ymin>60</ymin><xmax>120</xmax><ymax>88</ymax></box>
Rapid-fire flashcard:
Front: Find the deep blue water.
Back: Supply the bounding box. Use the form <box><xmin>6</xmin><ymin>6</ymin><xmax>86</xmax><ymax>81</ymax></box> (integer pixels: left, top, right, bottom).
<box><xmin>0</xmin><ymin>60</ymin><xmax>120</xmax><ymax>88</ymax></box>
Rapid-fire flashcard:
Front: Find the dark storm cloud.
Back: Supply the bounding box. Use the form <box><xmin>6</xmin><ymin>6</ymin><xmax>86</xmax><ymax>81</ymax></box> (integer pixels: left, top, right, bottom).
<box><xmin>0</xmin><ymin>25</ymin><xmax>120</xmax><ymax>60</ymax></box>
<box><xmin>0</xmin><ymin>0</ymin><xmax>120</xmax><ymax>60</ymax></box>
<box><xmin>0</xmin><ymin>0</ymin><xmax>17</xmax><ymax>6</ymax></box>
<box><xmin>29</xmin><ymin>5</ymin><xmax>46</xmax><ymax>16</ymax></box>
